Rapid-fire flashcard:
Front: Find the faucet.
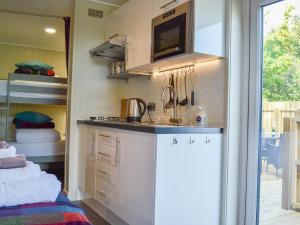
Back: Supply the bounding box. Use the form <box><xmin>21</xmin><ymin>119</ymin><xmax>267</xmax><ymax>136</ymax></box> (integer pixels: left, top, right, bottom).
<box><xmin>161</xmin><ymin>86</ymin><xmax>182</xmax><ymax>125</ymax></box>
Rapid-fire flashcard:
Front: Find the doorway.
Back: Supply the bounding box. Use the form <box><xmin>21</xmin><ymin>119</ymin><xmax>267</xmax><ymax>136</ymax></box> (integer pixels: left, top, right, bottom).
<box><xmin>258</xmin><ymin>0</ymin><xmax>300</xmax><ymax>224</ymax></box>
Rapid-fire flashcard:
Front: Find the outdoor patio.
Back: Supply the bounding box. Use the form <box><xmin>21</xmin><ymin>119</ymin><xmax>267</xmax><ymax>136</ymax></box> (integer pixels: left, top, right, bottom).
<box><xmin>260</xmin><ymin>167</ymin><xmax>300</xmax><ymax>225</ymax></box>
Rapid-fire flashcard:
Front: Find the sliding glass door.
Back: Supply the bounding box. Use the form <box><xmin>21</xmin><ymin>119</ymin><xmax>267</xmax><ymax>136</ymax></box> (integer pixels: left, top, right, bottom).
<box><xmin>257</xmin><ymin>0</ymin><xmax>300</xmax><ymax>224</ymax></box>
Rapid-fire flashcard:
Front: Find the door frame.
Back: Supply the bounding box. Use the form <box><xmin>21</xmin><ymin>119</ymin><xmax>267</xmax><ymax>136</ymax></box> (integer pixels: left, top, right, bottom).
<box><xmin>240</xmin><ymin>0</ymin><xmax>286</xmax><ymax>225</ymax></box>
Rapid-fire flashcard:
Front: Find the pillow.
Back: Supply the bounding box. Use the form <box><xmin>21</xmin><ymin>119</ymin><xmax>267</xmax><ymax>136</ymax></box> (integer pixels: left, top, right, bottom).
<box><xmin>15</xmin><ymin>111</ymin><xmax>52</xmax><ymax>124</ymax></box>
<box><xmin>15</xmin><ymin>61</ymin><xmax>54</xmax><ymax>71</ymax></box>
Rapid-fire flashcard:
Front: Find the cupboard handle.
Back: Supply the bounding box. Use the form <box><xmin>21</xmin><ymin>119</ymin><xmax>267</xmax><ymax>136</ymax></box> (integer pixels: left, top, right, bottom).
<box><xmin>189</xmin><ymin>136</ymin><xmax>195</xmax><ymax>144</ymax></box>
<box><xmin>98</xmin><ymin>152</ymin><xmax>112</xmax><ymax>158</ymax></box>
<box><xmin>205</xmin><ymin>136</ymin><xmax>211</xmax><ymax>144</ymax></box>
<box><xmin>91</xmin><ymin>134</ymin><xmax>96</xmax><ymax>157</ymax></box>
<box><xmin>116</xmin><ymin>138</ymin><xmax>120</xmax><ymax>165</ymax></box>
<box><xmin>172</xmin><ymin>137</ymin><xmax>178</xmax><ymax>145</ymax></box>
<box><xmin>97</xmin><ymin>191</ymin><xmax>110</xmax><ymax>200</ymax></box>
<box><xmin>160</xmin><ymin>0</ymin><xmax>177</xmax><ymax>9</ymax></box>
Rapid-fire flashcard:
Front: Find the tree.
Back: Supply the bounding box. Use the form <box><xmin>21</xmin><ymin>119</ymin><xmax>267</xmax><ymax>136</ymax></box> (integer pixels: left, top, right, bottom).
<box><xmin>263</xmin><ymin>6</ymin><xmax>300</xmax><ymax>101</ymax></box>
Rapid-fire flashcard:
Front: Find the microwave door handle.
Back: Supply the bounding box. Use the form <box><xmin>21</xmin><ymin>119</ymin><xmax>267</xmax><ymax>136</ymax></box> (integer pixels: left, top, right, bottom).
<box><xmin>154</xmin><ymin>47</ymin><xmax>180</xmax><ymax>58</ymax></box>
<box><xmin>160</xmin><ymin>0</ymin><xmax>177</xmax><ymax>9</ymax></box>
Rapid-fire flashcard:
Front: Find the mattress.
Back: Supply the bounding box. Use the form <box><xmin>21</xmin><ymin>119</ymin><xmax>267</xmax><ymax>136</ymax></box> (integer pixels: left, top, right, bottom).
<box><xmin>0</xmin><ymin>80</ymin><xmax>67</xmax><ymax>99</ymax></box>
<box><xmin>9</xmin><ymin>140</ymin><xmax>65</xmax><ymax>157</ymax></box>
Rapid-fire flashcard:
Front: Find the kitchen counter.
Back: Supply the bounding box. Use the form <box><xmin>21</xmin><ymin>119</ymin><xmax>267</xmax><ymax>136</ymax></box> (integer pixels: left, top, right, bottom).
<box><xmin>77</xmin><ymin>120</ymin><xmax>223</xmax><ymax>134</ymax></box>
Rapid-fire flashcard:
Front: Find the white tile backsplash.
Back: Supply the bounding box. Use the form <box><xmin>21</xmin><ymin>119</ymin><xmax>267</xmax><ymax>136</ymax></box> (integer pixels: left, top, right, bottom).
<box><xmin>126</xmin><ymin>59</ymin><xmax>227</xmax><ymax>126</ymax></box>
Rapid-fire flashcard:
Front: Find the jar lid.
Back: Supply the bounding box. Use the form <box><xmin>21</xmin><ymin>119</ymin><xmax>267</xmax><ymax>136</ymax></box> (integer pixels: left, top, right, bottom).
<box><xmin>197</xmin><ymin>106</ymin><xmax>206</xmax><ymax>111</ymax></box>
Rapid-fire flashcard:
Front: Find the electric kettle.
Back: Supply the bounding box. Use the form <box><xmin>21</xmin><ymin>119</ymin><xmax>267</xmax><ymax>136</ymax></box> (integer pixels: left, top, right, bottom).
<box><xmin>126</xmin><ymin>98</ymin><xmax>147</xmax><ymax>122</ymax></box>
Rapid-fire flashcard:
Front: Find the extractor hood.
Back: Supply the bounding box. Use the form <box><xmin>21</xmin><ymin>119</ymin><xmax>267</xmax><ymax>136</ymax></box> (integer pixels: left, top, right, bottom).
<box><xmin>89</xmin><ymin>34</ymin><xmax>126</xmax><ymax>61</ymax></box>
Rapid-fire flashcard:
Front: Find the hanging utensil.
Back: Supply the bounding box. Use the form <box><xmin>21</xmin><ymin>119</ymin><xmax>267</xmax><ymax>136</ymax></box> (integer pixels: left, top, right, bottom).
<box><xmin>190</xmin><ymin>65</ymin><xmax>195</xmax><ymax>105</ymax></box>
<box><xmin>164</xmin><ymin>73</ymin><xmax>174</xmax><ymax>109</ymax></box>
<box><xmin>175</xmin><ymin>71</ymin><xmax>179</xmax><ymax>105</ymax></box>
<box><xmin>179</xmin><ymin>68</ymin><xmax>189</xmax><ymax>106</ymax></box>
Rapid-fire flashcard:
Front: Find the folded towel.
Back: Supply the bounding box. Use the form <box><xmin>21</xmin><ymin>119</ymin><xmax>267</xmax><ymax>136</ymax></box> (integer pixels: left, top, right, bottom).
<box><xmin>0</xmin><ymin>155</ymin><xmax>26</xmax><ymax>169</ymax></box>
<box><xmin>0</xmin><ymin>172</ymin><xmax>61</xmax><ymax>207</ymax></box>
<box><xmin>0</xmin><ymin>161</ymin><xmax>41</xmax><ymax>183</ymax></box>
<box><xmin>0</xmin><ymin>141</ymin><xmax>9</xmax><ymax>149</ymax></box>
<box><xmin>16</xmin><ymin>129</ymin><xmax>60</xmax><ymax>143</ymax></box>
<box><xmin>13</xmin><ymin>118</ymin><xmax>55</xmax><ymax>129</ymax></box>
<box><xmin>0</xmin><ymin>146</ymin><xmax>16</xmax><ymax>159</ymax></box>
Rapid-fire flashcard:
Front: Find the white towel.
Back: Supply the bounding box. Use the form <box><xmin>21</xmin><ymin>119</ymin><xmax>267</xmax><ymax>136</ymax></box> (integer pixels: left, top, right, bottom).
<box><xmin>0</xmin><ymin>161</ymin><xmax>41</xmax><ymax>183</ymax></box>
<box><xmin>16</xmin><ymin>129</ymin><xmax>61</xmax><ymax>143</ymax></box>
<box><xmin>0</xmin><ymin>172</ymin><xmax>61</xmax><ymax>207</ymax></box>
<box><xmin>0</xmin><ymin>146</ymin><xmax>16</xmax><ymax>159</ymax></box>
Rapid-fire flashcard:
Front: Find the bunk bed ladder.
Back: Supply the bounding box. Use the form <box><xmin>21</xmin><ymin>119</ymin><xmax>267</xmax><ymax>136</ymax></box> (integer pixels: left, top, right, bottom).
<box><xmin>5</xmin><ymin>76</ymin><xmax>11</xmax><ymax>141</ymax></box>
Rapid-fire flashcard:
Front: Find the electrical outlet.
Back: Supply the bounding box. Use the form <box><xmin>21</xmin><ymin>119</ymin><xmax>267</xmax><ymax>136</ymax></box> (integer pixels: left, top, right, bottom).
<box><xmin>147</xmin><ymin>102</ymin><xmax>156</xmax><ymax>111</ymax></box>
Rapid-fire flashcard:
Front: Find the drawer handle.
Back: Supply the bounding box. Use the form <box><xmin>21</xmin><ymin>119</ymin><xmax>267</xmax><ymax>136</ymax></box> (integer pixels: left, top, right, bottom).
<box><xmin>97</xmin><ymin>191</ymin><xmax>110</xmax><ymax>200</ymax></box>
<box><xmin>98</xmin><ymin>152</ymin><xmax>112</xmax><ymax>158</ymax></box>
<box><xmin>99</xmin><ymin>134</ymin><xmax>111</xmax><ymax>139</ymax></box>
<box><xmin>98</xmin><ymin>169</ymin><xmax>109</xmax><ymax>177</ymax></box>
<box><xmin>160</xmin><ymin>0</ymin><xmax>177</xmax><ymax>9</ymax></box>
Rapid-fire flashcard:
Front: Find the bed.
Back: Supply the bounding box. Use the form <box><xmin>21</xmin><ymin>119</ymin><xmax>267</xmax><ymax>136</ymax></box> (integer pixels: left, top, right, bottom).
<box><xmin>0</xmin><ymin>73</ymin><xmax>67</xmax><ymax>105</ymax></box>
<box><xmin>0</xmin><ymin>192</ymin><xmax>92</xmax><ymax>225</ymax></box>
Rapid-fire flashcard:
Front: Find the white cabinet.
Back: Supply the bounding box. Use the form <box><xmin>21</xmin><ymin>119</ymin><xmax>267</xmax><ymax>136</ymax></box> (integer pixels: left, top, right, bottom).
<box><xmin>155</xmin><ymin>134</ymin><xmax>222</xmax><ymax>225</ymax></box>
<box><xmin>81</xmin><ymin>125</ymin><xmax>222</xmax><ymax>225</ymax></box>
<box><xmin>152</xmin><ymin>0</ymin><xmax>189</xmax><ymax>18</ymax></box>
<box><xmin>78</xmin><ymin>125</ymin><xmax>96</xmax><ymax>197</ymax></box>
<box><xmin>89</xmin><ymin>128</ymin><xmax>155</xmax><ymax>225</ymax></box>
<box><xmin>118</xmin><ymin>131</ymin><xmax>156</xmax><ymax>225</ymax></box>
<box><xmin>105</xmin><ymin>0</ymin><xmax>152</xmax><ymax>70</ymax></box>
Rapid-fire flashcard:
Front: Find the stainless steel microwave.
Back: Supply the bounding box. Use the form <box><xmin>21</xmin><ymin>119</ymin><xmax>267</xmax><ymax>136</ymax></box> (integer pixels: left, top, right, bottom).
<box><xmin>151</xmin><ymin>1</ymin><xmax>193</xmax><ymax>62</ymax></box>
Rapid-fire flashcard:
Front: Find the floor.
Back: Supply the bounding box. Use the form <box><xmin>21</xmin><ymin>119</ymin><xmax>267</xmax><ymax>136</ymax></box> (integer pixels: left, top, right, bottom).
<box><xmin>76</xmin><ymin>166</ymin><xmax>300</xmax><ymax>225</ymax></box>
<box><xmin>75</xmin><ymin>201</ymin><xmax>110</xmax><ymax>225</ymax></box>
<box><xmin>259</xmin><ymin>167</ymin><xmax>300</xmax><ymax>225</ymax></box>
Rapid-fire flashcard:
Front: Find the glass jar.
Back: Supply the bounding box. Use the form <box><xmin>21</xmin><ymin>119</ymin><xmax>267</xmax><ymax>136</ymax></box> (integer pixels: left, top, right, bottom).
<box><xmin>195</xmin><ymin>106</ymin><xmax>207</xmax><ymax>126</ymax></box>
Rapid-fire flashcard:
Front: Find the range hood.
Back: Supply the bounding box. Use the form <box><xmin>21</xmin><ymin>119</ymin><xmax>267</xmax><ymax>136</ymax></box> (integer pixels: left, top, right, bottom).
<box><xmin>89</xmin><ymin>34</ymin><xmax>126</xmax><ymax>61</ymax></box>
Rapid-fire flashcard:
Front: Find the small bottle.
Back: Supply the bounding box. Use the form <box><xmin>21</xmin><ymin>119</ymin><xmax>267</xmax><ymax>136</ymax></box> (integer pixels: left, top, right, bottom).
<box><xmin>195</xmin><ymin>106</ymin><xmax>207</xmax><ymax>126</ymax></box>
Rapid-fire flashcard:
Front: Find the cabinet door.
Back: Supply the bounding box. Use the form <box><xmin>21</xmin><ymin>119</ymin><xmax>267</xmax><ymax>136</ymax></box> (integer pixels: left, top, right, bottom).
<box><xmin>78</xmin><ymin>125</ymin><xmax>96</xmax><ymax>197</ymax></box>
<box><xmin>105</xmin><ymin>0</ymin><xmax>152</xmax><ymax>70</ymax></box>
<box><xmin>105</xmin><ymin>7</ymin><xmax>127</xmax><ymax>40</ymax></box>
<box><xmin>118</xmin><ymin>131</ymin><xmax>156</xmax><ymax>225</ymax></box>
<box><xmin>125</xmin><ymin>0</ymin><xmax>152</xmax><ymax>70</ymax></box>
<box><xmin>152</xmin><ymin>0</ymin><xmax>188</xmax><ymax>18</ymax></box>
<box><xmin>155</xmin><ymin>134</ymin><xmax>222</xmax><ymax>225</ymax></box>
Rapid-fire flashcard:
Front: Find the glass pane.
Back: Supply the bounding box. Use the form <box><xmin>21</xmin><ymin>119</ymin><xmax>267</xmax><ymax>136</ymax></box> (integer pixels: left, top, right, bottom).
<box><xmin>259</xmin><ymin>1</ymin><xmax>300</xmax><ymax>224</ymax></box>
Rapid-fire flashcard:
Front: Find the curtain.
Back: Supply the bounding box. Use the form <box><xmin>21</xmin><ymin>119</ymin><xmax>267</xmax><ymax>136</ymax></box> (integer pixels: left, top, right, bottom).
<box><xmin>63</xmin><ymin>17</ymin><xmax>71</xmax><ymax>74</ymax></box>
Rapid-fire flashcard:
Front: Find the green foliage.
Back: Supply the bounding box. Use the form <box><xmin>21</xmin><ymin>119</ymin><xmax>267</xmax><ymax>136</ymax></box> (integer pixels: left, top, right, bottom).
<box><xmin>263</xmin><ymin>6</ymin><xmax>300</xmax><ymax>101</ymax></box>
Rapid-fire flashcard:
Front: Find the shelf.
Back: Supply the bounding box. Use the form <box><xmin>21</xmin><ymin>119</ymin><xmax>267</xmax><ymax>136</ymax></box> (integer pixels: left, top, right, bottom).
<box><xmin>107</xmin><ymin>72</ymin><xmax>150</xmax><ymax>80</ymax></box>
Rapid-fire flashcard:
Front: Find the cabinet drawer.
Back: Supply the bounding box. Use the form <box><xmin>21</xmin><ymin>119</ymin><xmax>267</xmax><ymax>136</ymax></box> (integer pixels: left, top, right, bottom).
<box><xmin>97</xmin><ymin>131</ymin><xmax>117</xmax><ymax>147</ymax></box>
<box><xmin>96</xmin><ymin>161</ymin><xmax>119</xmax><ymax>186</ymax></box>
<box><xmin>95</xmin><ymin>178</ymin><xmax>120</xmax><ymax>211</ymax></box>
<box><xmin>97</xmin><ymin>143</ymin><xmax>118</xmax><ymax>166</ymax></box>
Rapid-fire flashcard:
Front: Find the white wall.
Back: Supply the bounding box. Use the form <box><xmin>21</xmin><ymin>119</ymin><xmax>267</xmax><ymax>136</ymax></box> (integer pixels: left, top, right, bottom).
<box><xmin>126</xmin><ymin>59</ymin><xmax>227</xmax><ymax>126</ymax></box>
<box><xmin>67</xmin><ymin>0</ymin><xmax>126</xmax><ymax>200</ymax></box>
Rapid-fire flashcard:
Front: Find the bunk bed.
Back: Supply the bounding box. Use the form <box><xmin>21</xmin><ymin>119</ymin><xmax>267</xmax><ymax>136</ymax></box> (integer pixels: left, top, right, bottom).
<box><xmin>0</xmin><ymin>73</ymin><xmax>67</xmax><ymax>180</ymax></box>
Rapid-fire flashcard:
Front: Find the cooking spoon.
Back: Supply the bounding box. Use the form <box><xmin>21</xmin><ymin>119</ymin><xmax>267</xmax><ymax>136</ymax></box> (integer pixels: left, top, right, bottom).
<box><xmin>179</xmin><ymin>70</ymin><xmax>188</xmax><ymax>106</ymax></box>
<box><xmin>164</xmin><ymin>74</ymin><xmax>174</xmax><ymax>109</ymax></box>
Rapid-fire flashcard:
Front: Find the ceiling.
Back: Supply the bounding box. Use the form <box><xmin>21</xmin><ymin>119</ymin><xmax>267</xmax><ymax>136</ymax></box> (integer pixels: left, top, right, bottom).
<box><xmin>0</xmin><ymin>12</ymin><xmax>65</xmax><ymax>52</ymax></box>
<box><xmin>0</xmin><ymin>0</ymin><xmax>74</xmax><ymax>17</ymax></box>
<box><xmin>0</xmin><ymin>0</ymin><xmax>129</xmax><ymax>51</ymax></box>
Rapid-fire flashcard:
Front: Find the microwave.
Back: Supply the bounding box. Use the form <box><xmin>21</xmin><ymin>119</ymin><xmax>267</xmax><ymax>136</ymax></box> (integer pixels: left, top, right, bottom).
<box><xmin>151</xmin><ymin>1</ymin><xmax>193</xmax><ymax>62</ymax></box>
